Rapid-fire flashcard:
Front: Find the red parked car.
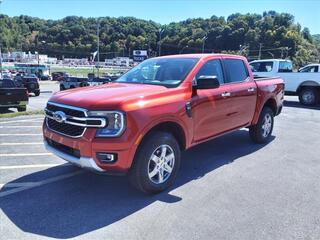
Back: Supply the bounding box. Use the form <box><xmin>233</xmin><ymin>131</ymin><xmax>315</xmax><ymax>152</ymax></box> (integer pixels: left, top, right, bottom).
<box><xmin>43</xmin><ymin>54</ymin><xmax>284</xmax><ymax>193</ymax></box>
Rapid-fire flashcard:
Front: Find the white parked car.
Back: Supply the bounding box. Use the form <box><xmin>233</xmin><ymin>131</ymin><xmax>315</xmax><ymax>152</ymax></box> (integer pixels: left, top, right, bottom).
<box><xmin>250</xmin><ymin>59</ymin><xmax>320</xmax><ymax>105</ymax></box>
<box><xmin>298</xmin><ymin>64</ymin><xmax>320</xmax><ymax>73</ymax></box>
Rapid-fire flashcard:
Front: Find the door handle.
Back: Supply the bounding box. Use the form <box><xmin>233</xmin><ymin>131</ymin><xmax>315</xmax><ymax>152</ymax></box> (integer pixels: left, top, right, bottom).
<box><xmin>221</xmin><ymin>92</ymin><xmax>231</xmax><ymax>97</ymax></box>
<box><xmin>247</xmin><ymin>87</ymin><xmax>255</xmax><ymax>92</ymax></box>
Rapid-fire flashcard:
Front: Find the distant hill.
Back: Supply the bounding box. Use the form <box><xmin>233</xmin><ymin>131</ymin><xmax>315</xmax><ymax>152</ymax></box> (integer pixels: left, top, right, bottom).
<box><xmin>0</xmin><ymin>11</ymin><xmax>319</xmax><ymax>66</ymax></box>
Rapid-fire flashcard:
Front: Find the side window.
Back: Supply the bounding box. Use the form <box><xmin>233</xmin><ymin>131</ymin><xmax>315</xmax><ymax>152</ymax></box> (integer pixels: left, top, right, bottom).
<box><xmin>196</xmin><ymin>59</ymin><xmax>224</xmax><ymax>84</ymax></box>
<box><xmin>279</xmin><ymin>61</ymin><xmax>293</xmax><ymax>72</ymax></box>
<box><xmin>250</xmin><ymin>62</ymin><xmax>273</xmax><ymax>72</ymax></box>
<box><xmin>315</xmin><ymin>66</ymin><xmax>319</xmax><ymax>72</ymax></box>
<box><xmin>299</xmin><ymin>66</ymin><xmax>311</xmax><ymax>72</ymax></box>
<box><xmin>224</xmin><ymin>59</ymin><xmax>249</xmax><ymax>83</ymax></box>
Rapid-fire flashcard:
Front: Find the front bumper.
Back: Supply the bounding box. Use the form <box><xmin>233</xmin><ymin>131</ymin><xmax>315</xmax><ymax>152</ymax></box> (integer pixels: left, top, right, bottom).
<box><xmin>43</xmin><ymin>122</ymin><xmax>138</xmax><ymax>174</ymax></box>
<box><xmin>44</xmin><ymin>140</ymin><xmax>105</xmax><ymax>172</ymax></box>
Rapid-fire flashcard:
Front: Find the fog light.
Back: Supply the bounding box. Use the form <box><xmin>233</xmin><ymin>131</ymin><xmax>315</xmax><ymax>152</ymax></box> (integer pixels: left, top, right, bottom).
<box><xmin>96</xmin><ymin>152</ymin><xmax>117</xmax><ymax>163</ymax></box>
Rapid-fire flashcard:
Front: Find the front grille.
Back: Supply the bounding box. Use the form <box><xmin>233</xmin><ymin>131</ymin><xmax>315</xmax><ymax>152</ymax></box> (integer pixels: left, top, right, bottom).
<box><xmin>46</xmin><ymin>103</ymin><xmax>85</xmax><ymax>117</ymax></box>
<box><xmin>46</xmin><ymin>138</ymin><xmax>80</xmax><ymax>158</ymax></box>
<box><xmin>47</xmin><ymin>118</ymin><xmax>85</xmax><ymax>137</ymax></box>
<box><xmin>46</xmin><ymin>102</ymin><xmax>86</xmax><ymax>137</ymax></box>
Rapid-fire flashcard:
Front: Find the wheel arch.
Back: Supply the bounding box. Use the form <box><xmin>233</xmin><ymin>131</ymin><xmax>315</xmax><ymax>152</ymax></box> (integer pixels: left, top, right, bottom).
<box><xmin>297</xmin><ymin>81</ymin><xmax>320</xmax><ymax>93</ymax></box>
<box><xmin>139</xmin><ymin>121</ymin><xmax>187</xmax><ymax>151</ymax></box>
<box><xmin>252</xmin><ymin>97</ymin><xmax>277</xmax><ymax>125</ymax></box>
<box><xmin>263</xmin><ymin>98</ymin><xmax>278</xmax><ymax>116</ymax></box>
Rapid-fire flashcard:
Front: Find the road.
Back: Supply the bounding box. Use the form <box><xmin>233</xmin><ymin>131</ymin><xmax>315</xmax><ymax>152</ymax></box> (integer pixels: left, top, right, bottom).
<box><xmin>0</xmin><ymin>98</ymin><xmax>320</xmax><ymax>240</ymax></box>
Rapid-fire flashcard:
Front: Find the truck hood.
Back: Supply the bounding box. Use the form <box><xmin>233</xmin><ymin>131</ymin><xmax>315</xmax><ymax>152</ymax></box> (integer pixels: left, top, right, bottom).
<box><xmin>49</xmin><ymin>83</ymin><xmax>173</xmax><ymax>110</ymax></box>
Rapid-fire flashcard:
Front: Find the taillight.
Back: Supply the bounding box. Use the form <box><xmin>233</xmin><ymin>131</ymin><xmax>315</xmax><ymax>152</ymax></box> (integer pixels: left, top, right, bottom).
<box><xmin>25</xmin><ymin>89</ymin><xmax>29</xmax><ymax>96</ymax></box>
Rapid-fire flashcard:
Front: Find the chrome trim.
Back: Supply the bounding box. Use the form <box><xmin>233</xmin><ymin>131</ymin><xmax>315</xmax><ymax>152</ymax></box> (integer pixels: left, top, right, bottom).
<box><xmin>44</xmin><ymin>140</ymin><xmax>105</xmax><ymax>172</ymax></box>
<box><xmin>47</xmin><ymin>101</ymin><xmax>89</xmax><ymax>116</ymax></box>
<box><xmin>45</xmin><ymin>109</ymin><xmax>106</xmax><ymax>128</ymax></box>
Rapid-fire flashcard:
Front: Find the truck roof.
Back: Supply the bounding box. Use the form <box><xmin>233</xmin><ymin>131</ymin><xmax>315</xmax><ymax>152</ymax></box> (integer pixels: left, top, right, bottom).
<box><xmin>250</xmin><ymin>59</ymin><xmax>292</xmax><ymax>63</ymax></box>
<box><xmin>155</xmin><ymin>53</ymin><xmax>247</xmax><ymax>60</ymax></box>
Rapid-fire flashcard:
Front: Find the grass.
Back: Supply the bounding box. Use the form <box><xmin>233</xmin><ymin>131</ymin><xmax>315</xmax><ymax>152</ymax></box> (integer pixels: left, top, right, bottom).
<box><xmin>0</xmin><ymin>110</ymin><xmax>44</xmax><ymax>118</ymax></box>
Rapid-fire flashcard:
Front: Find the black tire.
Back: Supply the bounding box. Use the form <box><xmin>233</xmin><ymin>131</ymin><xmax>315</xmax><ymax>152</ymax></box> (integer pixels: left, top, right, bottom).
<box><xmin>60</xmin><ymin>85</ymin><xmax>66</xmax><ymax>91</ymax></box>
<box><xmin>299</xmin><ymin>87</ymin><xmax>318</xmax><ymax>106</ymax></box>
<box><xmin>34</xmin><ymin>90</ymin><xmax>40</xmax><ymax>96</ymax></box>
<box><xmin>17</xmin><ymin>106</ymin><xmax>27</xmax><ymax>112</ymax></box>
<box><xmin>249</xmin><ymin>107</ymin><xmax>274</xmax><ymax>144</ymax></box>
<box><xmin>129</xmin><ymin>131</ymin><xmax>181</xmax><ymax>194</ymax></box>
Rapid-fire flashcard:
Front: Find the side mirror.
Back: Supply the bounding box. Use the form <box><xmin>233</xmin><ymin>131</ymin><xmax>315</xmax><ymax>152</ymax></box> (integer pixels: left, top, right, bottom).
<box><xmin>194</xmin><ymin>75</ymin><xmax>220</xmax><ymax>89</ymax></box>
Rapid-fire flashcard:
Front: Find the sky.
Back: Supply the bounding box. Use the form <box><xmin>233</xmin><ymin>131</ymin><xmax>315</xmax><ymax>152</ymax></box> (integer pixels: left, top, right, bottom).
<box><xmin>1</xmin><ymin>0</ymin><xmax>319</xmax><ymax>34</ymax></box>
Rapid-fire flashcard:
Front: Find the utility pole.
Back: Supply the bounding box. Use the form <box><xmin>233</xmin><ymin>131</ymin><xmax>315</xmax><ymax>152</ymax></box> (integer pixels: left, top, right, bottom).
<box><xmin>202</xmin><ymin>35</ymin><xmax>208</xmax><ymax>53</ymax></box>
<box><xmin>97</xmin><ymin>20</ymin><xmax>100</xmax><ymax>77</ymax></box>
<box><xmin>0</xmin><ymin>0</ymin><xmax>3</xmax><ymax>79</ymax></box>
<box><xmin>158</xmin><ymin>28</ymin><xmax>164</xmax><ymax>56</ymax></box>
<box><xmin>258</xmin><ymin>43</ymin><xmax>263</xmax><ymax>60</ymax></box>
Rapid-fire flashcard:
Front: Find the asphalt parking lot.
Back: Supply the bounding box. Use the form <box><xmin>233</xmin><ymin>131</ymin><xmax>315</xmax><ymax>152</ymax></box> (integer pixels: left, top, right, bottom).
<box><xmin>27</xmin><ymin>81</ymin><xmax>59</xmax><ymax>111</ymax></box>
<box><xmin>0</xmin><ymin>98</ymin><xmax>320</xmax><ymax>240</ymax></box>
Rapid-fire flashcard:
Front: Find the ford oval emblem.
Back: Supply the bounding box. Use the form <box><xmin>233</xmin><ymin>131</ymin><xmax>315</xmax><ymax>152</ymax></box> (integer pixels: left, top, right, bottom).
<box><xmin>53</xmin><ymin>111</ymin><xmax>66</xmax><ymax>123</ymax></box>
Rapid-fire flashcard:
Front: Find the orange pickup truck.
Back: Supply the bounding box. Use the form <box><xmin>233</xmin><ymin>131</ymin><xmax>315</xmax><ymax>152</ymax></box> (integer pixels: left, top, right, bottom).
<box><xmin>43</xmin><ymin>54</ymin><xmax>284</xmax><ymax>193</ymax></box>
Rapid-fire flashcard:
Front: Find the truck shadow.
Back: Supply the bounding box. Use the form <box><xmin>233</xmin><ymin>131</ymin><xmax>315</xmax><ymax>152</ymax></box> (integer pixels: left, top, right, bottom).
<box><xmin>284</xmin><ymin>100</ymin><xmax>320</xmax><ymax>110</ymax></box>
<box><xmin>0</xmin><ymin>109</ymin><xmax>14</xmax><ymax>114</ymax></box>
<box><xmin>0</xmin><ymin>130</ymin><xmax>274</xmax><ymax>239</ymax></box>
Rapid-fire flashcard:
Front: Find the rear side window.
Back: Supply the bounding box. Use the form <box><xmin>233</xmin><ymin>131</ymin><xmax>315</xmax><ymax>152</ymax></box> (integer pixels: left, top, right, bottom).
<box><xmin>196</xmin><ymin>59</ymin><xmax>225</xmax><ymax>84</ymax></box>
<box><xmin>224</xmin><ymin>59</ymin><xmax>249</xmax><ymax>83</ymax></box>
<box><xmin>300</xmin><ymin>66</ymin><xmax>319</xmax><ymax>72</ymax></box>
<box><xmin>279</xmin><ymin>61</ymin><xmax>293</xmax><ymax>72</ymax></box>
<box><xmin>250</xmin><ymin>62</ymin><xmax>273</xmax><ymax>72</ymax></box>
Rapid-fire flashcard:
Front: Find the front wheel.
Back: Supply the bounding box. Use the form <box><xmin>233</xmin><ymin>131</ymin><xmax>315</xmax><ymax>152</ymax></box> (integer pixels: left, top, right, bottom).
<box><xmin>129</xmin><ymin>132</ymin><xmax>181</xmax><ymax>194</ymax></box>
<box><xmin>249</xmin><ymin>107</ymin><xmax>274</xmax><ymax>144</ymax></box>
<box><xmin>299</xmin><ymin>87</ymin><xmax>318</xmax><ymax>106</ymax></box>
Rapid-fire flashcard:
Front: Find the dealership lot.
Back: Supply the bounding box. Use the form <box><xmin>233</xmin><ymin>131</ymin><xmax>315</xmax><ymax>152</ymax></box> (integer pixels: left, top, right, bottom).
<box><xmin>0</xmin><ymin>100</ymin><xmax>320</xmax><ymax>240</ymax></box>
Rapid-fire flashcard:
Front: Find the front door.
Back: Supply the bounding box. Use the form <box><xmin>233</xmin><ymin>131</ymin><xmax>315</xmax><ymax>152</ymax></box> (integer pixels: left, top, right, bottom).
<box><xmin>192</xmin><ymin>59</ymin><xmax>234</xmax><ymax>142</ymax></box>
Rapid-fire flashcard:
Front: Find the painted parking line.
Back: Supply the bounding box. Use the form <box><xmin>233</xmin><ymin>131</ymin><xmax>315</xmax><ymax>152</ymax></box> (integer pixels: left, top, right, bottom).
<box><xmin>0</xmin><ymin>153</ymin><xmax>52</xmax><ymax>157</ymax></box>
<box><xmin>0</xmin><ymin>142</ymin><xmax>43</xmax><ymax>146</ymax></box>
<box><xmin>0</xmin><ymin>133</ymin><xmax>42</xmax><ymax>136</ymax></box>
<box><xmin>0</xmin><ymin>170</ymin><xmax>84</xmax><ymax>198</ymax></box>
<box><xmin>0</xmin><ymin>125</ymin><xmax>41</xmax><ymax>128</ymax></box>
<box><xmin>0</xmin><ymin>163</ymin><xmax>64</xmax><ymax>170</ymax></box>
<box><xmin>0</xmin><ymin>118</ymin><xmax>44</xmax><ymax>124</ymax></box>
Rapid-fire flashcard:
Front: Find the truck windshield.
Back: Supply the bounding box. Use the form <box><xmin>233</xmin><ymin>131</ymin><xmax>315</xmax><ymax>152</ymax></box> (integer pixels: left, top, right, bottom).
<box><xmin>116</xmin><ymin>58</ymin><xmax>199</xmax><ymax>87</ymax></box>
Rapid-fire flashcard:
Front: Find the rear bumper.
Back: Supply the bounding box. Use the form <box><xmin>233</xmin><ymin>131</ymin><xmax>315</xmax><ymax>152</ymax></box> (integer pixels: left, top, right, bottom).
<box><xmin>0</xmin><ymin>101</ymin><xmax>28</xmax><ymax>108</ymax></box>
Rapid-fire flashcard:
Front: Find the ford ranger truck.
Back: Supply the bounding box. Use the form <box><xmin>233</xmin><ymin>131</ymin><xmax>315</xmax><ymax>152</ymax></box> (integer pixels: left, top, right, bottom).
<box><xmin>43</xmin><ymin>54</ymin><xmax>284</xmax><ymax>194</ymax></box>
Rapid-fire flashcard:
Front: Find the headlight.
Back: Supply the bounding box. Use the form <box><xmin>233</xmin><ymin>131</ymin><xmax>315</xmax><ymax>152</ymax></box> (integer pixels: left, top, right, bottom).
<box><xmin>88</xmin><ymin>111</ymin><xmax>125</xmax><ymax>137</ymax></box>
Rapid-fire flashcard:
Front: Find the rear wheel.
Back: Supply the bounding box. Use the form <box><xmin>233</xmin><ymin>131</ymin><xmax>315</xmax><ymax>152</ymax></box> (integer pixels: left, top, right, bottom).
<box><xmin>249</xmin><ymin>107</ymin><xmax>274</xmax><ymax>144</ymax></box>
<box><xmin>34</xmin><ymin>90</ymin><xmax>40</xmax><ymax>96</ymax></box>
<box><xmin>17</xmin><ymin>106</ymin><xmax>27</xmax><ymax>112</ymax></box>
<box><xmin>129</xmin><ymin>132</ymin><xmax>181</xmax><ymax>194</ymax></box>
<box><xmin>299</xmin><ymin>87</ymin><xmax>318</xmax><ymax>106</ymax></box>
<box><xmin>60</xmin><ymin>85</ymin><xmax>65</xmax><ymax>91</ymax></box>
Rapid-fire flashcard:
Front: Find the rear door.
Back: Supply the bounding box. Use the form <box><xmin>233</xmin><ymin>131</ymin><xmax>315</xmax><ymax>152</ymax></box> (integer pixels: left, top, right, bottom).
<box><xmin>192</xmin><ymin>59</ymin><xmax>235</xmax><ymax>142</ymax></box>
<box><xmin>222</xmin><ymin>58</ymin><xmax>257</xmax><ymax>127</ymax></box>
